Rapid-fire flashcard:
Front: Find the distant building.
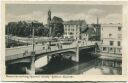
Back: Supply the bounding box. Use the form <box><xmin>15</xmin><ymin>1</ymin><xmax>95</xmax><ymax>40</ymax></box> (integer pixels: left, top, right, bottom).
<box><xmin>91</xmin><ymin>24</ymin><xmax>101</xmax><ymax>41</ymax></box>
<box><xmin>63</xmin><ymin>20</ymin><xmax>87</xmax><ymax>39</ymax></box>
<box><xmin>100</xmin><ymin>23</ymin><xmax>122</xmax><ymax>55</ymax></box>
<box><xmin>63</xmin><ymin>19</ymin><xmax>101</xmax><ymax>41</ymax></box>
<box><xmin>88</xmin><ymin>17</ymin><xmax>101</xmax><ymax>41</ymax></box>
<box><xmin>86</xmin><ymin>24</ymin><xmax>101</xmax><ymax>41</ymax></box>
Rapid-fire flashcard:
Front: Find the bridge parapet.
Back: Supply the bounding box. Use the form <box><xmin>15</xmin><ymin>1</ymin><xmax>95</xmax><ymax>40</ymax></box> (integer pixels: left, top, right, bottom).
<box><xmin>6</xmin><ymin>41</ymin><xmax>97</xmax><ymax>61</ymax></box>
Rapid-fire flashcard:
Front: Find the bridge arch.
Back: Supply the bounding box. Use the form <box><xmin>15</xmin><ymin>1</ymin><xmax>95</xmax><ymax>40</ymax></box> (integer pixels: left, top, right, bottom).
<box><xmin>35</xmin><ymin>50</ymin><xmax>76</xmax><ymax>61</ymax></box>
<box><xmin>6</xmin><ymin>57</ymin><xmax>31</xmax><ymax>65</ymax></box>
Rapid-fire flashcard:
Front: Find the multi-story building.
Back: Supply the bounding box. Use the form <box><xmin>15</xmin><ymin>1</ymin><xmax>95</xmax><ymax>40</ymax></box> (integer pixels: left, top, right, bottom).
<box><xmin>63</xmin><ymin>20</ymin><xmax>87</xmax><ymax>39</ymax></box>
<box><xmin>63</xmin><ymin>18</ymin><xmax>101</xmax><ymax>41</ymax></box>
<box><xmin>100</xmin><ymin>23</ymin><xmax>122</xmax><ymax>55</ymax></box>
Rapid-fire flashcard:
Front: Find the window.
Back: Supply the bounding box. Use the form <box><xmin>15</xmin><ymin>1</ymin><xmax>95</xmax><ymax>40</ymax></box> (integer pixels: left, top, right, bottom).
<box><xmin>118</xmin><ymin>26</ymin><xmax>121</xmax><ymax>31</ymax></box>
<box><xmin>69</xmin><ymin>32</ymin><xmax>73</xmax><ymax>35</ymax></box>
<box><xmin>109</xmin><ymin>33</ymin><xmax>112</xmax><ymax>37</ymax></box>
<box><xmin>101</xmin><ymin>40</ymin><xmax>103</xmax><ymax>43</ymax></box>
<box><xmin>118</xmin><ymin>41</ymin><xmax>121</xmax><ymax>46</ymax></box>
<box><xmin>110</xmin><ymin>47</ymin><xmax>113</xmax><ymax>51</ymax></box>
<box><xmin>110</xmin><ymin>41</ymin><xmax>114</xmax><ymax>46</ymax></box>
<box><xmin>103</xmin><ymin>47</ymin><xmax>107</xmax><ymax>51</ymax></box>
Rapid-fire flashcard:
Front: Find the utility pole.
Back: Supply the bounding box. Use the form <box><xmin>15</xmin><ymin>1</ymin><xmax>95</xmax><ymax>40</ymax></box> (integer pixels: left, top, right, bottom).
<box><xmin>32</xmin><ymin>28</ymin><xmax>35</xmax><ymax>52</ymax></box>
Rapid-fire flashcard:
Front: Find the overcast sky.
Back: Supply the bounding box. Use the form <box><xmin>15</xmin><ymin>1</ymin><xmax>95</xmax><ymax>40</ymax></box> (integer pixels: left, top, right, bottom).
<box><xmin>5</xmin><ymin>4</ymin><xmax>122</xmax><ymax>24</ymax></box>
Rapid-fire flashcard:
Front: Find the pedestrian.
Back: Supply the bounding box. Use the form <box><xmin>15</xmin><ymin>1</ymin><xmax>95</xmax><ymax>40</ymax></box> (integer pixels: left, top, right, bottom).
<box><xmin>57</xmin><ymin>43</ymin><xmax>59</xmax><ymax>49</ymax></box>
<box><xmin>46</xmin><ymin>42</ymin><xmax>49</xmax><ymax>52</ymax></box>
<box><xmin>61</xmin><ymin>44</ymin><xmax>62</xmax><ymax>49</ymax></box>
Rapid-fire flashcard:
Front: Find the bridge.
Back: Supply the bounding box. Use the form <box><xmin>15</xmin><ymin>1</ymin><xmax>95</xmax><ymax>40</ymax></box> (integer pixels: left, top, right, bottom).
<box><xmin>6</xmin><ymin>40</ymin><xmax>99</xmax><ymax>74</ymax></box>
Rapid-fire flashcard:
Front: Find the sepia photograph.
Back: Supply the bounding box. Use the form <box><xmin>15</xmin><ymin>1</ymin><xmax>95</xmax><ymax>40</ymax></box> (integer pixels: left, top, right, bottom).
<box><xmin>4</xmin><ymin>3</ymin><xmax>122</xmax><ymax>75</ymax></box>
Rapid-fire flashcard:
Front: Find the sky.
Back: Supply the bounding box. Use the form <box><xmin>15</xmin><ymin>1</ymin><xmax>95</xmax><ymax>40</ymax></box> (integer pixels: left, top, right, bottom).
<box><xmin>5</xmin><ymin>4</ymin><xmax>122</xmax><ymax>24</ymax></box>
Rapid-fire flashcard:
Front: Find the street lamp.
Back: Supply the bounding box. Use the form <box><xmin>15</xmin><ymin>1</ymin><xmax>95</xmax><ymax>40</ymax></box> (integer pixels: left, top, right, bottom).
<box><xmin>29</xmin><ymin>22</ymin><xmax>36</xmax><ymax>75</ymax></box>
<box><xmin>32</xmin><ymin>27</ymin><xmax>35</xmax><ymax>52</ymax></box>
<box><xmin>76</xmin><ymin>32</ymin><xmax>79</xmax><ymax>62</ymax></box>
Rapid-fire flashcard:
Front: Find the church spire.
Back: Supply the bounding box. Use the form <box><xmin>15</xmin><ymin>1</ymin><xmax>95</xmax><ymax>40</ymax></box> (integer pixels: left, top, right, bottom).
<box><xmin>47</xmin><ymin>9</ymin><xmax>51</xmax><ymax>24</ymax></box>
<box><xmin>47</xmin><ymin>9</ymin><xmax>52</xmax><ymax>37</ymax></box>
<box><xmin>97</xmin><ymin>16</ymin><xmax>99</xmax><ymax>24</ymax></box>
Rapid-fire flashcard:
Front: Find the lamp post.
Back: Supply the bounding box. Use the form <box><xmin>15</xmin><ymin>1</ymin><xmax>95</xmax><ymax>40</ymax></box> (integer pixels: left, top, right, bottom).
<box><xmin>76</xmin><ymin>32</ymin><xmax>79</xmax><ymax>62</ymax></box>
<box><xmin>30</xmin><ymin>22</ymin><xmax>35</xmax><ymax>75</ymax></box>
<box><xmin>32</xmin><ymin>27</ymin><xmax>35</xmax><ymax>52</ymax></box>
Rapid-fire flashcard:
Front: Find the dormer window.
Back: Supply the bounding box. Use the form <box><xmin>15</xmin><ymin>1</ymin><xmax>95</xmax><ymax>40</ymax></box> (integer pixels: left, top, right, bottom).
<box><xmin>109</xmin><ymin>33</ymin><xmax>112</xmax><ymax>37</ymax></box>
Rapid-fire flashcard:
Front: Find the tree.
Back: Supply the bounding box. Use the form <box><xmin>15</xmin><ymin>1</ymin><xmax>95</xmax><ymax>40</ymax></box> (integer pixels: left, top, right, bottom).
<box><xmin>5</xmin><ymin>21</ymin><xmax>49</xmax><ymax>37</ymax></box>
<box><xmin>51</xmin><ymin>16</ymin><xmax>64</xmax><ymax>37</ymax></box>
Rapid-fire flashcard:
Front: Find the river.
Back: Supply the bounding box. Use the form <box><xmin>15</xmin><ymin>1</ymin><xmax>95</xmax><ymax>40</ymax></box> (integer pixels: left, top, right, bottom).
<box><xmin>6</xmin><ymin>52</ymin><xmax>121</xmax><ymax>75</ymax></box>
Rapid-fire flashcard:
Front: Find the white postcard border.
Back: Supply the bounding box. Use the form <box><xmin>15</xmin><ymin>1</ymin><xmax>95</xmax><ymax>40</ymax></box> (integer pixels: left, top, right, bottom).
<box><xmin>1</xmin><ymin>0</ymin><xmax>128</xmax><ymax>81</ymax></box>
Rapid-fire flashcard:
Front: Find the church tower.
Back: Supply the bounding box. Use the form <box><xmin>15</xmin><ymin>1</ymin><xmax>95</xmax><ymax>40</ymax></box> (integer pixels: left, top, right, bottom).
<box><xmin>95</xmin><ymin>16</ymin><xmax>101</xmax><ymax>41</ymax></box>
<box><xmin>47</xmin><ymin>9</ymin><xmax>52</xmax><ymax>37</ymax></box>
<box><xmin>47</xmin><ymin>9</ymin><xmax>51</xmax><ymax>24</ymax></box>
<box><xmin>97</xmin><ymin>16</ymin><xmax>99</xmax><ymax>25</ymax></box>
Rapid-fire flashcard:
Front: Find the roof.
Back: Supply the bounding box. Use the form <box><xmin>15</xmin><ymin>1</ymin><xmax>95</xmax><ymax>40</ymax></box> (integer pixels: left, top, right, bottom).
<box><xmin>81</xmin><ymin>26</ymin><xmax>96</xmax><ymax>34</ymax></box>
<box><xmin>101</xmin><ymin>23</ymin><xmax>122</xmax><ymax>27</ymax></box>
<box><xmin>86</xmin><ymin>28</ymin><xmax>96</xmax><ymax>35</ymax></box>
<box><xmin>63</xmin><ymin>20</ymin><xmax>86</xmax><ymax>25</ymax></box>
<box><xmin>51</xmin><ymin>16</ymin><xmax>63</xmax><ymax>23</ymax></box>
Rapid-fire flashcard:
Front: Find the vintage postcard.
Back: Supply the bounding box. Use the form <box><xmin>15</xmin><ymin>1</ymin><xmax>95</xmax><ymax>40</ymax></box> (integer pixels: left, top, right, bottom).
<box><xmin>0</xmin><ymin>0</ymin><xmax>128</xmax><ymax>81</ymax></box>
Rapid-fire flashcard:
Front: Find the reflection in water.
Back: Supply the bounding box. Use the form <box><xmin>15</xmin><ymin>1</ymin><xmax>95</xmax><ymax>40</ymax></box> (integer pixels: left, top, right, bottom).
<box><xmin>36</xmin><ymin>51</ymin><xmax>97</xmax><ymax>74</ymax></box>
<box><xmin>6</xmin><ymin>63</ymin><xmax>30</xmax><ymax>74</ymax></box>
<box><xmin>36</xmin><ymin>55</ymin><xmax>75</xmax><ymax>74</ymax></box>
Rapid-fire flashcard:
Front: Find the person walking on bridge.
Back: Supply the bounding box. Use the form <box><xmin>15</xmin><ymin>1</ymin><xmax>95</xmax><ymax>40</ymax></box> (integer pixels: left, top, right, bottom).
<box><xmin>46</xmin><ymin>42</ymin><xmax>51</xmax><ymax>52</ymax></box>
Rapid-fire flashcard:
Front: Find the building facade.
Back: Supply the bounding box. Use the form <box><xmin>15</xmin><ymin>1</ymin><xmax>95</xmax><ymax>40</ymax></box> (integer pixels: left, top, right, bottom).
<box><xmin>63</xmin><ymin>20</ymin><xmax>101</xmax><ymax>41</ymax></box>
<box><xmin>63</xmin><ymin>20</ymin><xmax>87</xmax><ymax>40</ymax></box>
<box><xmin>100</xmin><ymin>23</ymin><xmax>122</xmax><ymax>55</ymax></box>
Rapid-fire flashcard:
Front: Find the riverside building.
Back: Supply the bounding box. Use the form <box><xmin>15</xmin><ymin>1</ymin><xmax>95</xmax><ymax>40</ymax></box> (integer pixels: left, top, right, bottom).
<box><xmin>97</xmin><ymin>23</ymin><xmax>122</xmax><ymax>74</ymax></box>
<box><xmin>100</xmin><ymin>23</ymin><xmax>122</xmax><ymax>55</ymax></box>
